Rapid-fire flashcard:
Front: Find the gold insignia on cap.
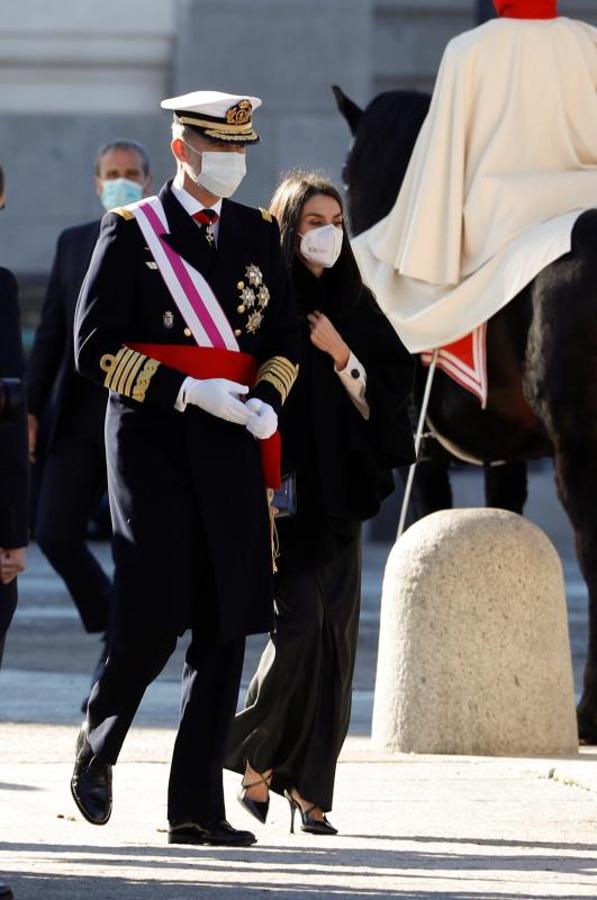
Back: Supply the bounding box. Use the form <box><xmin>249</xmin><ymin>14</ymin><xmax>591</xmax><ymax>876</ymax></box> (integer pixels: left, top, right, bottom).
<box><xmin>226</xmin><ymin>99</ymin><xmax>252</xmax><ymax>126</ymax></box>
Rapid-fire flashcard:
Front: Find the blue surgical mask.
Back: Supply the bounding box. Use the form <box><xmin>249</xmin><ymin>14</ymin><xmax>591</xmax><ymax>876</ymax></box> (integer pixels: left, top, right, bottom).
<box><xmin>100</xmin><ymin>177</ymin><xmax>144</xmax><ymax>210</ymax></box>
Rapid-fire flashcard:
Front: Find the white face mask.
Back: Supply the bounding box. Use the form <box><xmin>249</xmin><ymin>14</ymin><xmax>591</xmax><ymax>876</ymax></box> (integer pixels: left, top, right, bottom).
<box><xmin>299</xmin><ymin>223</ymin><xmax>343</xmax><ymax>269</ymax></box>
<box><xmin>183</xmin><ymin>142</ymin><xmax>246</xmax><ymax>198</ymax></box>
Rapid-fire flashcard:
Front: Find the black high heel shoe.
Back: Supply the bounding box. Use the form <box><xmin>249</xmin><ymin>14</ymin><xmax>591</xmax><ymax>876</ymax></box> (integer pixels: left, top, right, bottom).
<box><xmin>237</xmin><ymin>769</ymin><xmax>272</xmax><ymax>824</ymax></box>
<box><xmin>284</xmin><ymin>790</ymin><xmax>338</xmax><ymax>836</ymax></box>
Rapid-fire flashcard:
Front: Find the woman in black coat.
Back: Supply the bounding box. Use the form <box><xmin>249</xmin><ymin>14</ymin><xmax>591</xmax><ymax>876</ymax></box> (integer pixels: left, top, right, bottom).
<box><xmin>226</xmin><ymin>171</ymin><xmax>414</xmax><ymax>834</ymax></box>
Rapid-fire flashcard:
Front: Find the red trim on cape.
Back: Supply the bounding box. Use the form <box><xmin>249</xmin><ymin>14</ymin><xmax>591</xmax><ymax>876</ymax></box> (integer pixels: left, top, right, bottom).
<box><xmin>493</xmin><ymin>0</ymin><xmax>557</xmax><ymax>17</ymax></box>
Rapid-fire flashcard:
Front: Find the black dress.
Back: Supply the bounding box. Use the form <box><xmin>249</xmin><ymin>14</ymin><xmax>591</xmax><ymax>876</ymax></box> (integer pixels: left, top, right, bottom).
<box><xmin>226</xmin><ymin>254</ymin><xmax>414</xmax><ymax>811</ymax></box>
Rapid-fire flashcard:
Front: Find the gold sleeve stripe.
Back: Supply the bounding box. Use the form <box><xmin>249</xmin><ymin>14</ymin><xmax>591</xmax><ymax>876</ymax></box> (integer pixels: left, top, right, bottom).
<box><xmin>260</xmin><ymin>372</ymin><xmax>288</xmax><ymax>402</ymax></box>
<box><xmin>124</xmin><ymin>354</ymin><xmax>146</xmax><ymax>398</ymax></box>
<box><xmin>102</xmin><ymin>347</ymin><xmax>130</xmax><ymax>391</ymax></box>
<box><xmin>107</xmin><ymin>349</ymin><xmax>138</xmax><ymax>393</ymax></box>
<box><xmin>266</xmin><ymin>361</ymin><xmax>296</xmax><ymax>381</ymax></box>
<box><xmin>132</xmin><ymin>358</ymin><xmax>161</xmax><ymax>403</ymax></box>
<box><xmin>258</xmin><ymin>356</ymin><xmax>296</xmax><ymax>377</ymax></box>
<box><xmin>99</xmin><ymin>346</ymin><xmax>161</xmax><ymax>403</ymax></box>
<box><xmin>256</xmin><ymin>355</ymin><xmax>298</xmax><ymax>405</ymax></box>
<box><xmin>114</xmin><ymin>349</ymin><xmax>139</xmax><ymax>394</ymax></box>
<box><xmin>111</xmin><ymin>206</ymin><xmax>135</xmax><ymax>220</ymax></box>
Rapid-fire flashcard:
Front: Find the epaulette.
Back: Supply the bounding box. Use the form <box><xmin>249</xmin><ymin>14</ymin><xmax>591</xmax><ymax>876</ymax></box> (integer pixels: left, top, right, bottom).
<box><xmin>111</xmin><ymin>206</ymin><xmax>135</xmax><ymax>220</ymax></box>
<box><xmin>259</xmin><ymin>207</ymin><xmax>273</xmax><ymax>223</ymax></box>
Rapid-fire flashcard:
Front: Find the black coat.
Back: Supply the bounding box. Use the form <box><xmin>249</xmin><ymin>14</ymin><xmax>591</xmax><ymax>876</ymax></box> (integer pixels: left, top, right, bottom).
<box><xmin>74</xmin><ymin>182</ymin><xmax>299</xmax><ymax>641</ymax></box>
<box><xmin>0</xmin><ymin>268</ymin><xmax>29</xmax><ymax>549</ymax></box>
<box><xmin>276</xmin><ymin>258</ymin><xmax>414</xmax><ymax>573</ymax></box>
<box><xmin>26</xmin><ymin>220</ymin><xmax>105</xmax><ymax>447</ymax></box>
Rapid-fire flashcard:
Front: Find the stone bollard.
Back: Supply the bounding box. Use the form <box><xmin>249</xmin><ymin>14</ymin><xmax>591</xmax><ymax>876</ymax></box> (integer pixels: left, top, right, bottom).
<box><xmin>372</xmin><ymin>508</ymin><xmax>578</xmax><ymax>755</ymax></box>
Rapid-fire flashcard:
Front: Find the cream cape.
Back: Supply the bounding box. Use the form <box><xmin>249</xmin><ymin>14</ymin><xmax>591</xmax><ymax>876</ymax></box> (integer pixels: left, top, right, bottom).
<box><xmin>352</xmin><ymin>17</ymin><xmax>597</xmax><ymax>353</ymax></box>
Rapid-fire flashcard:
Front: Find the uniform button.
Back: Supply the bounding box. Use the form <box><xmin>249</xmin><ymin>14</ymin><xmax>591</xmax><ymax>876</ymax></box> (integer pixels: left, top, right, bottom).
<box><xmin>351</xmin><ymin>368</ymin><xmax>360</xmax><ymax>379</ymax></box>
<box><xmin>237</xmin><ymin>304</ymin><xmax>246</xmax><ymax>314</ymax></box>
<box><xmin>183</xmin><ymin>327</ymin><xmax>192</xmax><ymax>337</ymax></box>
<box><xmin>234</xmin><ymin>328</ymin><xmax>242</xmax><ymax>337</ymax></box>
<box><xmin>237</xmin><ymin>281</ymin><xmax>245</xmax><ymax>290</ymax></box>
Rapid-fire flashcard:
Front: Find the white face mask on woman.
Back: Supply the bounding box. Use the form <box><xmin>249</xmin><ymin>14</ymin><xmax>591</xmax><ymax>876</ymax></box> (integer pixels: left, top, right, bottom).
<box><xmin>299</xmin><ymin>224</ymin><xmax>343</xmax><ymax>269</ymax></box>
<box><xmin>183</xmin><ymin>141</ymin><xmax>246</xmax><ymax>198</ymax></box>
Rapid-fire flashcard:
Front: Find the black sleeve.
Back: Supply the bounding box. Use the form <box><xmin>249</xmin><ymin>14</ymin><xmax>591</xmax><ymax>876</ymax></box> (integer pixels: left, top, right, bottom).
<box><xmin>0</xmin><ymin>270</ymin><xmax>29</xmax><ymax>548</ymax></box>
<box><xmin>26</xmin><ymin>231</ymin><xmax>68</xmax><ymax>417</ymax></box>
<box><xmin>363</xmin><ymin>303</ymin><xmax>415</xmax><ymax>467</ymax></box>
<box><xmin>74</xmin><ymin>212</ymin><xmax>185</xmax><ymax>410</ymax></box>
<box><xmin>248</xmin><ymin>217</ymin><xmax>300</xmax><ymax>414</ymax></box>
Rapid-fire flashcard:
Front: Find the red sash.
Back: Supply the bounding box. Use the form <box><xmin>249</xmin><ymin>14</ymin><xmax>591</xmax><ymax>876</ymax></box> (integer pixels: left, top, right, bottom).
<box><xmin>128</xmin><ymin>343</ymin><xmax>281</xmax><ymax>489</ymax></box>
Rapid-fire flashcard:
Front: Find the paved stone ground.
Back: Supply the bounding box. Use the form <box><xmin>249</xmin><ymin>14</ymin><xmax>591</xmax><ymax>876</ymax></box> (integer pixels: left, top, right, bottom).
<box><xmin>1</xmin><ymin>462</ymin><xmax>596</xmax><ymax>898</ymax></box>
<box><xmin>1</xmin><ymin>726</ymin><xmax>597</xmax><ymax>899</ymax></box>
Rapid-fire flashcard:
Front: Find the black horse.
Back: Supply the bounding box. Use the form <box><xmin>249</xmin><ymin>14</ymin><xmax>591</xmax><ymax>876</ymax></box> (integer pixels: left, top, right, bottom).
<box><xmin>335</xmin><ymin>85</ymin><xmax>597</xmax><ymax>744</ymax></box>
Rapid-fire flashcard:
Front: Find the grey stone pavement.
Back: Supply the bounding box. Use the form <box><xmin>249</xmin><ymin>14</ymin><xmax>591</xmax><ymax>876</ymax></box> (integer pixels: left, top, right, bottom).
<box><xmin>2</xmin><ymin>462</ymin><xmax>597</xmax><ymax>898</ymax></box>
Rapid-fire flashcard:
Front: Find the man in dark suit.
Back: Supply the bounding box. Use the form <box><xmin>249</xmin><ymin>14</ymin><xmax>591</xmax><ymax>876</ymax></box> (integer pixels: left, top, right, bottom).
<box><xmin>0</xmin><ymin>164</ymin><xmax>28</xmax><ymax>900</ymax></box>
<box><xmin>70</xmin><ymin>90</ymin><xmax>299</xmax><ymax>847</ymax></box>
<box><xmin>26</xmin><ymin>141</ymin><xmax>152</xmax><ymax>657</ymax></box>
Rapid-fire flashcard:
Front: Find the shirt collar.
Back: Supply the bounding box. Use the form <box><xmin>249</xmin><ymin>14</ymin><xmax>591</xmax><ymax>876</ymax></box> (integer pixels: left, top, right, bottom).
<box><xmin>171</xmin><ymin>179</ymin><xmax>223</xmax><ymax>219</ymax></box>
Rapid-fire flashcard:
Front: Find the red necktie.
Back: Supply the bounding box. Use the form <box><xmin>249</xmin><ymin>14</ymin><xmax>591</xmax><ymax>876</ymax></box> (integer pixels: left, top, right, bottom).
<box><xmin>192</xmin><ymin>208</ymin><xmax>219</xmax><ymax>247</ymax></box>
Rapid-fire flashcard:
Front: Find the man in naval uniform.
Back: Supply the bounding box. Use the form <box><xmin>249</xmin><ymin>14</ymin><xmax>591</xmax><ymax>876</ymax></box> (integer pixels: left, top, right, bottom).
<box><xmin>70</xmin><ymin>91</ymin><xmax>299</xmax><ymax>847</ymax></box>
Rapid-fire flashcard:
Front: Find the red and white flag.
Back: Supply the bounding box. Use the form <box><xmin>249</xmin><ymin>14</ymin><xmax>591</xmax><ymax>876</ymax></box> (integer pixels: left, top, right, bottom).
<box><xmin>420</xmin><ymin>323</ymin><xmax>487</xmax><ymax>407</ymax></box>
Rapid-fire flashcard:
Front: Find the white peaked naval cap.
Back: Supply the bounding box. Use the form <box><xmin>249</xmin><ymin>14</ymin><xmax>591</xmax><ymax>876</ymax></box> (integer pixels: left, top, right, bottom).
<box><xmin>161</xmin><ymin>90</ymin><xmax>262</xmax><ymax>144</ymax></box>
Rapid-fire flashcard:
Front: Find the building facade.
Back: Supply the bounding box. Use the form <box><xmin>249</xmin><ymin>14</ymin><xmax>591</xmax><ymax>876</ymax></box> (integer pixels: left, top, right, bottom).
<box><xmin>0</xmin><ymin>0</ymin><xmax>594</xmax><ymax>320</ymax></box>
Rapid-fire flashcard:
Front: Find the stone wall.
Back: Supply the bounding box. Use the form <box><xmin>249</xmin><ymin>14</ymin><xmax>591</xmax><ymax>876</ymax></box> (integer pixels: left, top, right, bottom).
<box><xmin>0</xmin><ymin>0</ymin><xmax>594</xmax><ymax>318</ymax></box>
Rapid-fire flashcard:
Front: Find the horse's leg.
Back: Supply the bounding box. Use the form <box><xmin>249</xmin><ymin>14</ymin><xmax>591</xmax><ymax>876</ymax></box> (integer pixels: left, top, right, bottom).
<box><xmin>409</xmin><ymin>457</ymin><xmax>453</xmax><ymax>519</ymax></box>
<box><xmin>483</xmin><ymin>461</ymin><xmax>528</xmax><ymax>513</ymax></box>
<box><xmin>526</xmin><ymin>211</ymin><xmax>597</xmax><ymax>741</ymax></box>
<box><xmin>552</xmin><ymin>450</ymin><xmax>597</xmax><ymax>741</ymax></box>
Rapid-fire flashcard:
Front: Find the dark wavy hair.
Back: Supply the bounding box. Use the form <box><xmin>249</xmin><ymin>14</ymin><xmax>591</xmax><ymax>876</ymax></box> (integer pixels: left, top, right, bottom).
<box><xmin>269</xmin><ymin>170</ymin><xmax>365</xmax><ymax>309</ymax></box>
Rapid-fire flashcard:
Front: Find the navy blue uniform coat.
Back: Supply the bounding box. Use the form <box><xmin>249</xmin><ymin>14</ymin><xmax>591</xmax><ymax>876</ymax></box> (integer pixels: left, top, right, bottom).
<box><xmin>74</xmin><ymin>182</ymin><xmax>299</xmax><ymax>643</ymax></box>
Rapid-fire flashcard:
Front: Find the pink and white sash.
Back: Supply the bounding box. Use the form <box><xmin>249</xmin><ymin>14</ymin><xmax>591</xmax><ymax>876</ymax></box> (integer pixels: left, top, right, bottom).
<box><xmin>130</xmin><ymin>196</ymin><xmax>239</xmax><ymax>352</ymax></box>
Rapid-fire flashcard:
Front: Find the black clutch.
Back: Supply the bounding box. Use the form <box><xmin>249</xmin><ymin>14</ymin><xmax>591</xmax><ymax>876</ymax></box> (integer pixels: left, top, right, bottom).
<box><xmin>272</xmin><ymin>472</ymin><xmax>297</xmax><ymax>518</ymax></box>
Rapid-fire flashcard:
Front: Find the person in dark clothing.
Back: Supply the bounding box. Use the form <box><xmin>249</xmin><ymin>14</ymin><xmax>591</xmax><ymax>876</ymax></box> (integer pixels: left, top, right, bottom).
<box><xmin>0</xmin><ymin>164</ymin><xmax>28</xmax><ymax>900</ymax></box>
<box><xmin>26</xmin><ymin>140</ymin><xmax>151</xmax><ymax>686</ymax></box>
<box><xmin>226</xmin><ymin>171</ymin><xmax>415</xmax><ymax>835</ymax></box>
<box><xmin>70</xmin><ymin>90</ymin><xmax>299</xmax><ymax>847</ymax></box>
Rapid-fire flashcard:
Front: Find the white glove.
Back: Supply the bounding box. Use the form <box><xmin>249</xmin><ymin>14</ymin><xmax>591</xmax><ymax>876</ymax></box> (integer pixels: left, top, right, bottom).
<box><xmin>183</xmin><ymin>377</ymin><xmax>251</xmax><ymax>425</ymax></box>
<box><xmin>245</xmin><ymin>397</ymin><xmax>278</xmax><ymax>440</ymax></box>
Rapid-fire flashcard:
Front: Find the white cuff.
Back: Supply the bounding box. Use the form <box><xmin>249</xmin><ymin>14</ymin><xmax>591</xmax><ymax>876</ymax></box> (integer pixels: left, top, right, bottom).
<box><xmin>174</xmin><ymin>376</ymin><xmax>195</xmax><ymax>412</ymax></box>
<box><xmin>335</xmin><ymin>351</ymin><xmax>370</xmax><ymax>420</ymax></box>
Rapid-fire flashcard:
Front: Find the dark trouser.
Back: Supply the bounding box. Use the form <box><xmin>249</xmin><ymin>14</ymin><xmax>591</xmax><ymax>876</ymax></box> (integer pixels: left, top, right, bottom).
<box><xmin>35</xmin><ymin>435</ymin><xmax>112</xmax><ymax>633</ymax></box>
<box><xmin>0</xmin><ymin>580</ymin><xmax>18</xmax><ymax>667</ymax></box>
<box><xmin>86</xmin><ymin>626</ymin><xmax>245</xmax><ymax>825</ymax></box>
<box><xmin>226</xmin><ymin>529</ymin><xmax>361</xmax><ymax>812</ymax></box>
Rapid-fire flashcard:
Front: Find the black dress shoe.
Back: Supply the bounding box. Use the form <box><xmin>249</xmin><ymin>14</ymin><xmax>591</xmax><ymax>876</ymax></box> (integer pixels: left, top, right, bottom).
<box><xmin>70</xmin><ymin>728</ymin><xmax>112</xmax><ymax>825</ymax></box>
<box><xmin>168</xmin><ymin>819</ymin><xmax>256</xmax><ymax>847</ymax></box>
<box><xmin>0</xmin><ymin>880</ymin><xmax>13</xmax><ymax>898</ymax></box>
